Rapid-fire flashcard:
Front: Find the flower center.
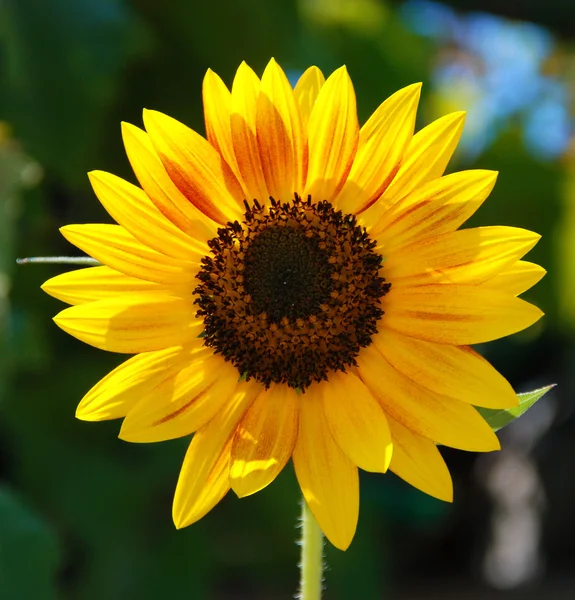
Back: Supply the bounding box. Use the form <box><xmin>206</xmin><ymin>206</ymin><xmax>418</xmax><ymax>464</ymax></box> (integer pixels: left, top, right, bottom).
<box><xmin>194</xmin><ymin>195</ymin><xmax>390</xmax><ymax>391</ymax></box>
<box><xmin>243</xmin><ymin>225</ymin><xmax>332</xmax><ymax>322</ymax></box>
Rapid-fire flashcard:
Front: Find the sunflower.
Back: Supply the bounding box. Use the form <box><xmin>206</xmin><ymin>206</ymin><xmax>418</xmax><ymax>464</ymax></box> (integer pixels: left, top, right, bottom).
<box><xmin>42</xmin><ymin>59</ymin><xmax>545</xmax><ymax>551</ymax></box>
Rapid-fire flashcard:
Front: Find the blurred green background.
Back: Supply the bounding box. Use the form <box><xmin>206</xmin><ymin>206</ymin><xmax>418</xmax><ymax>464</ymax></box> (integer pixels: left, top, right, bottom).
<box><xmin>1</xmin><ymin>0</ymin><xmax>574</xmax><ymax>598</ymax></box>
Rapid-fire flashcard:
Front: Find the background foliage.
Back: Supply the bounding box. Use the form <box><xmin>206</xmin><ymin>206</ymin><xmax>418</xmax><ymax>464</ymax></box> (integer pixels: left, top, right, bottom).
<box><xmin>1</xmin><ymin>0</ymin><xmax>573</xmax><ymax>598</ymax></box>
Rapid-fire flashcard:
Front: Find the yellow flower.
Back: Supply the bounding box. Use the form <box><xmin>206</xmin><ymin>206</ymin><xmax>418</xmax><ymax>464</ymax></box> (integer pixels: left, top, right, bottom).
<box><xmin>43</xmin><ymin>59</ymin><xmax>545</xmax><ymax>550</ymax></box>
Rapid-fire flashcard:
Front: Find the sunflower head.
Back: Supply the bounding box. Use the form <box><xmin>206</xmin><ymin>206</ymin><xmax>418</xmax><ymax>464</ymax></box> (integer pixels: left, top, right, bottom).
<box><xmin>42</xmin><ymin>58</ymin><xmax>545</xmax><ymax>550</ymax></box>
<box><xmin>195</xmin><ymin>194</ymin><xmax>390</xmax><ymax>391</ymax></box>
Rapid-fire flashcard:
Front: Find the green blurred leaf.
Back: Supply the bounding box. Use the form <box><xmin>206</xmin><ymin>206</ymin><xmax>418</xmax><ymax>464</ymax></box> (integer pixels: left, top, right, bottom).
<box><xmin>477</xmin><ymin>384</ymin><xmax>556</xmax><ymax>432</ymax></box>
<box><xmin>0</xmin><ymin>486</ymin><xmax>60</xmax><ymax>600</ymax></box>
<box><xmin>0</xmin><ymin>0</ymin><xmax>144</xmax><ymax>185</ymax></box>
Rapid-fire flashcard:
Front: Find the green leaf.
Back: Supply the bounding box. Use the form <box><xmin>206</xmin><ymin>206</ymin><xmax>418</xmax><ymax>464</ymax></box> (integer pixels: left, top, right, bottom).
<box><xmin>0</xmin><ymin>486</ymin><xmax>61</xmax><ymax>600</ymax></box>
<box><xmin>477</xmin><ymin>384</ymin><xmax>556</xmax><ymax>432</ymax></box>
<box><xmin>0</xmin><ymin>0</ymin><xmax>143</xmax><ymax>184</ymax></box>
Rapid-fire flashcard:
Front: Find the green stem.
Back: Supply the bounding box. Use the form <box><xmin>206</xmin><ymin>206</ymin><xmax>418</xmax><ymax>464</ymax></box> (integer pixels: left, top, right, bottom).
<box><xmin>299</xmin><ymin>499</ymin><xmax>324</xmax><ymax>600</ymax></box>
<box><xmin>16</xmin><ymin>256</ymin><xmax>100</xmax><ymax>265</ymax></box>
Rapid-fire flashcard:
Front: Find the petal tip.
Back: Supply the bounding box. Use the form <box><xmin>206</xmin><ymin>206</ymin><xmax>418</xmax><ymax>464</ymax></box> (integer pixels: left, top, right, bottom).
<box><xmin>237</xmin><ymin>60</ymin><xmax>251</xmax><ymax>73</ymax></box>
<box><xmin>172</xmin><ymin>514</ymin><xmax>186</xmax><ymax>530</ymax></box>
<box><xmin>75</xmin><ymin>404</ymin><xmax>96</xmax><ymax>421</ymax></box>
<box><xmin>75</xmin><ymin>410</ymin><xmax>89</xmax><ymax>421</ymax></box>
<box><xmin>87</xmin><ymin>170</ymin><xmax>104</xmax><ymax>184</ymax></box>
<box><xmin>117</xmin><ymin>423</ymin><xmax>133</xmax><ymax>442</ymax></box>
<box><xmin>40</xmin><ymin>280</ymin><xmax>59</xmax><ymax>299</ymax></box>
<box><xmin>120</xmin><ymin>121</ymin><xmax>136</xmax><ymax>139</ymax></box>
<box><xmin>329</xmin><ymin>65</ymin><xmax>349</xmax><ymax>82</ymax></box>
<box><xmin>203</xmin><ymin>68</ymin><xmax>224</xmax><ymax>89</ymax></box>
<box><xmin>230</xmin><ymin>482</ymin><xmax>251</xmax><ymax>499</ymax></box>
<box><xmin>478</xmin><ymin>428</ymin><xmax>502</xmax><ymax>452</ymax></box>
<box><xmin>117</xmin><ymin>425</ymin><xmax>149</xmax><ymax>443</ymax></box>
<box><xmin>330</xmin><ymin>533</ymin><xmax>353</xmax><ymax>552</ymax></box>
<box><xmin>443</xmin><ymin>486</ymin><xmax>454</xmax><ymax>503</ymax></box>
<box><xmin>172</xmin><ymin>501</ymin><xmax>192</xmax><ymax>530</ymax></box>
<box><xmin>262</xmin><ymin>56</ymin><xmax>284</xmax><ymax>80</ymax></box>
<box><xmin>383</xmin><ymin>442</ymin><xmax>394</xmax><ymax>472</ymax></box>
<box><xmin>142</xmin><ymin>108</ymin><xmax>160</xmax><ymax>126</ymax></box>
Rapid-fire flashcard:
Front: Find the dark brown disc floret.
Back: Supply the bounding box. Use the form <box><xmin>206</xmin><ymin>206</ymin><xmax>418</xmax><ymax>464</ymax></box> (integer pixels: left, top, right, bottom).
<box><xmin>194</xmin><ymin>195</ymin><xmax>390</xmax><ymax>391</ymax></box>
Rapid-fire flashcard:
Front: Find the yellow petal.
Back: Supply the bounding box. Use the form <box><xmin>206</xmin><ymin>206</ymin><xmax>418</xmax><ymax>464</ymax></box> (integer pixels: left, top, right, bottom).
<box><xmin>293</xmin><ymin>388</ymin><xmax>359</xmax><ymax>551</ymax></box>
<box><xmin>202</xmin><ymin>68</ymin><xmax>245</xmax><ymax>188</ymax></box>
<box><xmin>230</xmin><ymin>384</ymin><xmax>299</xmax><ymax>498</ymax></box>
<box><xmin>256</xmin><ymin>58</ymin><xmax>306</xmax><ymax>200</ymax></box>
<box><xmin>143</xmin><ymin>109</ymin><xmax>244</xmax><ymax>223</ymax></box>
<box><xmin>373</xmin><ymin>328</ymin><xmax>518</xmax><ymax>409</ymax></box>
<box><xmin>175</xmin><ymin>436</ymin><xmax>232</xmax><ymax>528</ymax></box>
<box><xmin>321</xmin><ymin>371</ymin><xmax>392</xmax><ymax>473</ymax></box>
<box><xmin>120</xmin><ymin>353</ymin><xmax>239</xmax><ymax>443</ymax></box>
<box><xmin>357</xmin><ymin>345</ymin><xmax>501</xmax><ymax>451</ymax></box>
<box><xmin>370</xmin><ymin>170</ymin><xmax>498</xmax><ymax>250</ymax></box>
<box><xmin>173</xmin><ymin>381</ymin><xmax>261</xmax><ymax>528</ymax></box>
<box><xmin>388</xmin><ymin>418</ymin><xmax>453</xmax><ymax>502</ymax></box>
<box><xmin>483</xmin><ymin>260</ymin><xmax>547</xmax><ymax>296</ymax></box>
<box><xmin>364</xmin><ymin>111</ymin><xmax>466</xmax><ymax>224</ymax></box>
<box><xmin>230</xmin><ymin>62</ymin><xmax>268</xmax><ymax>202</ymax></box>
<box><xmin>42</xmin><ymin>266</ymin><xmax>183</xmax><ymax>305</ymax></box>
<box><xmin>383</xmin><ymin>284</ymin><xmax>544</xmax><ymax>345</ymax></box>
<box><xmin>385</xmin><ymin>226</ymin><xmax>541</xmax><ymax>286</ymax></box>
<box><xmin>88</xmin><ymin>170</ymin><xmax>203</xmax><ymax>261</ymax></box>
<box><xmin>54</xmin><ymin>292</ymin><xmax>202</xmax><ymax>353</ymax></box>
<box><xmin>121</xmin><ymin>122</ymin><xmax>215</xmax><ymax>244</ymax></box>
<box><xmin>304</xmin><ymin>66</ymin><xmax>359</xmax><ymax>202</ymax></box>
<box><xmin>335</xmin><ymin>83</ymin><xmax>421</xmax><ymax>214</ymax></box>
<box><xmin>76</xmin><ymin>347</ymin><xmax>188</xmax><ymax>421</ymax></box>
<box><xmin>60</xmin><ymin>224</ymin><xmax>197</xmax><ymax>285</ymax></box>
<box><xmin>294</xmin><ymin>66</ymin><xmax>325</xmax><ymax>129</ymax></box>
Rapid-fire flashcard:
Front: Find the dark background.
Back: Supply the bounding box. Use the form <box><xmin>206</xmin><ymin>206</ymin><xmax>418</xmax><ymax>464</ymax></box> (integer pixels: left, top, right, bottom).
<box><xmin>1</xmin><ymin>0</ymin><xmax>573</xmax><ymax>598</ymax></box>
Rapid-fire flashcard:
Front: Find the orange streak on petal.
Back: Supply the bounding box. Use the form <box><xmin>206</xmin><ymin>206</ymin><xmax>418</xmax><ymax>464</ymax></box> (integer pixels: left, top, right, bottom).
<box><xmin>119</xmin><ymin>355</ymin><xmax>240</xmax><ymax>443</ymax></box>
<box><xmin>304</xmin><ymin>66</ymin><xmax>359</xmax><ymax>202</ymax></box>
<box><xmin>87</xmin><ymin>170</ymin><xmax>203</xmax><ymax>261</ymax></box>
<box><xmin>256</xmin><ymin>58</ymin><xmax>307</xmax><ymax>200</ymax></box>
<box><xmin>203</xmin><ymin>68</ymin><xmax>247</xmax><ymax>195</ymax></box>
<box><xmin>121</xmin><ymin>121</ymin><xmax>215</xmax><ymax>243</ymax></box>
<box><xmin>377</xmin><ymin>111</ymin><xmax>467</xmax><ymax>211</ymax></box>
<box><xmin>59</xmin><ymin>223</ymin><xmax>198</xmax><ymax>285</ymax></box>
<box><xmin>382</xmin><ymin>284</ymin><xmax>544</xmax><ymax>345</ymax></box>
<box><xmin>336</xmin><ymin>83</ymin><xmax>421</xmax><ymax>214</ymax></box>
<box><xmin>230</xmin><ymin>62</ymin><xmax>269</xmax><ymax>203</ymax></box>
<box><xmin>294</xmin><ymin>66</ymin><xmax>325</xmax><ymax>129</ymax></box>
<box><xmin>143</xmin><ymin>109</ymin><xmax>244</xmax><ymax>224</ymax></box>
<box><xmin>230</xmin><ymin>383</ymin><xmax>299</xmax><ymax>497</ymax></box>
<box><xmin>293</xmin><ymin>388</ymin><xmax>359</xmax><ymax>550</ymax></box>
<box><xmin>372</xmin><ymin>170</ymin><xmax>498</xmax><ymax>251</ymax></box>
<box><xmin>173</xmin><ymin>381</ymin><xmax>261</xmax><ymax>528</ymax></box>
